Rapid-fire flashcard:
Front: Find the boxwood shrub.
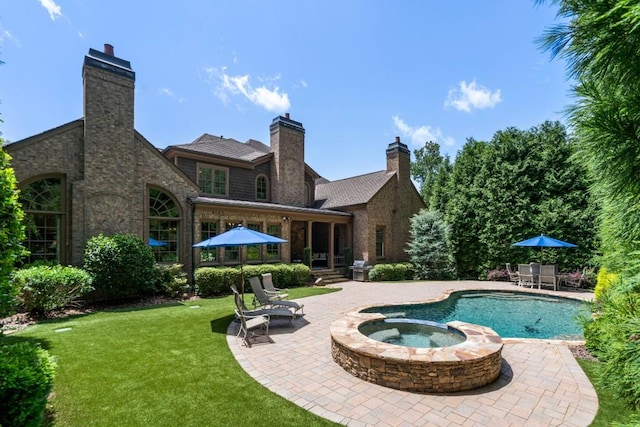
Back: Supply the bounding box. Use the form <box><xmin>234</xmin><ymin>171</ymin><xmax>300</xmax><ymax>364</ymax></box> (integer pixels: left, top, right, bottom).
<box><xmin>0</xmin><ymin>342</ymin><xmax>56</xmax><ymax>427</ymax></box>
<box><xmin>83</xmin><ymin>234</ymin><xmax>156</xmax><ymax>299</ymax></box>
<box><xmin>368</xmin><ymin>263</ymin><xmax>414</xmax><ymax>281</ymax></box>
<box><xmin>195</xmin><ymin>263</ymin><xmax>311</xmax><ymax>297</ymax></box>
<box><xmin>13</xmin><ymin>265</ymin><xmax>94</xmax><ymax>314</ymax></box>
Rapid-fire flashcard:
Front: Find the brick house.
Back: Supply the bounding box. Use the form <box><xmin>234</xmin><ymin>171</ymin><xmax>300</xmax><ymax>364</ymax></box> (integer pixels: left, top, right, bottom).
<box><xmin>4</xmin><ymin>44</ymin><xmax>425</xmax><ymax>276</ymax></box>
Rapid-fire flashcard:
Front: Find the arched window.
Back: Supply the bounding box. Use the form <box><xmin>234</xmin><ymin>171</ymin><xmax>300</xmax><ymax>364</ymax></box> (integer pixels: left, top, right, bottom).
<box><xmin>255</xmin><ymin>175</ymin><xmax>268</xmax><ymax>201</ymax></box>
<box><xmin>149</xmin><ymin>188</ymin><xmax>181</xmax><ymax>263</ymax></box>
<box><xmin>20</xmin><ymin>176</ymin><xmax>65</xmax><ymax>264</ymax></box>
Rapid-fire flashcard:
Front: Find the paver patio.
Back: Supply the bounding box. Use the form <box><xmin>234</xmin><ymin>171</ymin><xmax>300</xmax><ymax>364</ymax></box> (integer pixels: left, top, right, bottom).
<box><xmin>227</xmin><ymin>280</ymin><xmax>597</xmax><ymax>426</ymax></box>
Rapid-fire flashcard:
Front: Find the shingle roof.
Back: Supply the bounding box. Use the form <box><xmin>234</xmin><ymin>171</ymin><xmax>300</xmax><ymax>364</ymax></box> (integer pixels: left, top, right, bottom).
<box><xmin>314</xmin><ymin>170</ymin><xmax>395</xmax><ymax>209</ymax></box>
<box><xmin>169</xmin><ymin>134</ymin><xmax>270</xmax><ymax>162</ymax></box>
<box><xmin>192</xmin><ymin>196</ymin><xmax>352</xmax><ymax>217</ymax></box>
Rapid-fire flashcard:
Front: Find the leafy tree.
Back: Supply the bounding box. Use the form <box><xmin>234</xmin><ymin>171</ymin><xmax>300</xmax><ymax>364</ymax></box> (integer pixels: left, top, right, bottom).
<box><xmin>405</xmin><ymin>210</ymin><xmax>456</xmax><ymax>279</ymax></box>
<box><xmin>443</xmin><ymin>122</ymin><xmax>596</xmax><ymax>278</ymax></box>
<box><xmin>0</xmin><ymin>145</ymin><xmax>26</xmax><ymax>318</ymax></box>
<box><xmin>411</xmin><ymin>141</ymin><xmax>450</xmax><ymax>209</ymax></box>
<box><xmin>538</xmin><ymin>0</ymin><xmax>640</xmax><ymax>409</ymax></box>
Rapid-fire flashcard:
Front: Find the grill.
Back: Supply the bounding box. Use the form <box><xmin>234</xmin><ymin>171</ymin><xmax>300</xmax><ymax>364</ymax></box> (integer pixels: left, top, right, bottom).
<box><xmin>350</xmin><ymin>260</ymin><xmax>373</xmax><ymax>282</ymax></box>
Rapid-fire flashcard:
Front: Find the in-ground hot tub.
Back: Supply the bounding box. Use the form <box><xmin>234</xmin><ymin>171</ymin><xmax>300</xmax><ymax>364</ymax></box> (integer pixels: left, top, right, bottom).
<box><xmin>330</xmin><ymin>311</ymin><xmax>503</xmax><ymax>393</ymax></box>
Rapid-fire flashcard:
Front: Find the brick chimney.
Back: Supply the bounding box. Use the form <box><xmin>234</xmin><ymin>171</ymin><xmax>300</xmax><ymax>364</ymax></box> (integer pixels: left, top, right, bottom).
<box><xmin>270</xmin><ymin>113</ymin><xmax>306</xmax><ymax>206</ymax></box>
<box><xmin>386</xmin><ymin>136</ymin><xmax>411</xmax><ymax>183</ymax></box>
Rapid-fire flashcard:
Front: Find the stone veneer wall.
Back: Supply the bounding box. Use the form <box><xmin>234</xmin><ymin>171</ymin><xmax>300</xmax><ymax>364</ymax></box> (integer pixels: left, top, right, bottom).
<box><xmin>330</xmin><ymin>314</ymin><xmax>503</xmax><ymax>393</ymax></box>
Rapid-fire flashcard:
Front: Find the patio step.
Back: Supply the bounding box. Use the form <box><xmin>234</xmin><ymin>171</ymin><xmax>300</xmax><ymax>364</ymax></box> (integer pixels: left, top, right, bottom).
<box><xmin>310</xmin><ymin>268</ymin><xmax>349</xmax><ymax>285</ymax></box>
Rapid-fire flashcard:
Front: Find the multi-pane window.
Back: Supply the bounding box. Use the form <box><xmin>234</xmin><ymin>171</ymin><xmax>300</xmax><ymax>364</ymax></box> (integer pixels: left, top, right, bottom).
<box><xmin>200</xmin><ymin>222</ymin><xmax>217</xmax><ymax>262</ymax></box>
<box><xmin>375</xmin><ymin>227</ymin><xmax>385</xmax><ymax>258</ymax></box>
<box><xmin>266</xmin><ymin>224</ymin><xmax>281</xmax><ymax>260</ymax></box>
<box><xmin>20</xmin><ymin>177</ymin><xmax>64</xmax><ymax>264</ymax></box>
<box><xmin>224</xmin><ymin>221</ymin><xmax>241</xmax><ymax>262</ymax></box>
<box><xmin>256</xmin><ymin>175</ymin><xmax>268</xmax><ymax>201</ymax></box>
<box><xmin>198</xmin><ymin>165</ymin><xmax>227</xmax><ymax>196</ymax></box>
<box><xmin>246</xmin><ymin>223</ymin><xmax>262</xmax><ymax>261</ymax></box>
<box><xmin>149</xmin><ymin>188</ymin><xmax>180</xmax><ymax>263</ymax></box>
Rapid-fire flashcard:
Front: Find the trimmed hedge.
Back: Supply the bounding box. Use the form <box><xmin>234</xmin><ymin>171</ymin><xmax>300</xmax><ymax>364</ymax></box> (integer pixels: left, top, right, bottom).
<box><xmin>13</xmin><ymin>265</ymin><xmax>94</xmax><ymax>314</ymax></box>
<box><xmin>153</xmin><ymin>263</ymin><xmax>189</xmax><ymax>297</ymax></box>
<box><xmin>195</xmin><ymin>263</ymin><xmax>310</xmax><ymax>297</ymax></box>
<box><xmin>0</xmin><ymin>342</ymin><xmax>56</xmax><ymax>427</ymax></box>
<box><xmin>368</xmin><ymin>263</ymin><xmax>414</xmax><ymax>282</ymax></box>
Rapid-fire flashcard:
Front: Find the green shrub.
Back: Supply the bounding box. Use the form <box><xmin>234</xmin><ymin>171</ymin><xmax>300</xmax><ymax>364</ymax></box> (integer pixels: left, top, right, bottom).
<box><xmin>0</xmin><ymin>342</ymin><xmax>56</xmax><ymax>427</ymax></box>
<box><xmin>153</xmin><ymin>264</ymin><xmax>189</xmax><ymax>297</ymax></box>
<box><xmin>292</xmin><ymin>263</ymin><xmax>310</xmax><ymax>285</ymax></box>
<box><xmin>0</xmin><ymin>147</ymin><xmax>27</xmax><ymax>318</ymax></box>
<box><xmin>596</xmin><ymin>266</ymin><xmax>619</xmax><ymax>299</ymax></box>
<box><xmin>344</xmin><ymin>248</ymin><xmax>353</xmax><ymax>277</ymax></box>
<box><xmin>368</xmin><ymin>263</ymin><xmax>413</xmax><ymax>281</ymax></box>
<box><xmin>303</xmin><ymin>247</ymin><xmax>311</xmax><ymax>268</ymax></box>
<box><xmin>195</xmin><ymin>267</ymin><xmax>241</xmax><ymax>297</ymax></box>
<box><xmin>13</xmin><ymin>265</ymin><xmax>94</xmax><ymax>314</ymax></box>
<box><xmin>486</xmin><ymin>268</ymin><xmax>509</xmax><ymax>281</ymax></box>
<box><xmin>83</xmin><ymin>234</ymin><xmax>156</xmax><ymax>299</ymax></box>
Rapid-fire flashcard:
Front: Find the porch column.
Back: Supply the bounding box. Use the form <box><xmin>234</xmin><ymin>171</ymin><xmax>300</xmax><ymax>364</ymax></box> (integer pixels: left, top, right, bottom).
<box><xmin>307</xmin><ymin>221</ymin><xmax>313</xmax><ymax>268</ymax></box>
<box><xmin>329</xmin><ymin>222</ymin><xmax>335</xmax><ymax>269</ymax></box>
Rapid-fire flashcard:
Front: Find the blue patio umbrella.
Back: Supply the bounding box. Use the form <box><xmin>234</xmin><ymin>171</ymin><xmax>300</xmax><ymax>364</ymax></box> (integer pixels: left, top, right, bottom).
<box><xmin>512</xmin><ymin>235</ymin><xmax>577</xmax><ymax>248</ymax></box>
<box><xmin>193</xmin><ymin>226</ymin><xmax>287</xmax><ymax>298</ymax></box>
<box><xmin>148</xmin><ymin>237</ymin><xmax>168</xmax><ymax>247</ymax></box>
<box><xmin>512</xmin><ymin>234</ymin><xmax>577</xmax><ymax>264</ymax></box>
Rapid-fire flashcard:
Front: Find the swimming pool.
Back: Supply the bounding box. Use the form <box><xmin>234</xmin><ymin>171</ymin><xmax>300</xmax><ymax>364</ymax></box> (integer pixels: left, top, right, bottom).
<box><xmin>361</xmin><ymin>290</ymin><xmax>586</xmax><ymax>339</ymax></box>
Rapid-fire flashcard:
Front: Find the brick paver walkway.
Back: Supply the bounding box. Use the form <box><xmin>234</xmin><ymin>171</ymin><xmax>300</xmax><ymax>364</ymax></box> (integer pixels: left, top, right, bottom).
<box><xmin>228</xmin><ymin>281</ymin><xmax>597</xmax><ymax>426</ymax></box>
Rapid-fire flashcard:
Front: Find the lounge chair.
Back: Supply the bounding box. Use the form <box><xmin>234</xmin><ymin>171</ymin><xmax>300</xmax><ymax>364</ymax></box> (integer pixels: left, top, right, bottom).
<box><xmin>231</xmin><ymin>285</ymin><xmax>295</xmax><ymax>325</ymax></box>
<box><xmin>538</xmin><ymin>264</ymin><xmax>557</xmax><ymax>291</ymax></box>
<box><xmin>234</xmin><ymin>308</ymin><xmax>271</xmax><ymax>347</ymax></box>
<box><xmin>505</xmin><ymin>263</ymin><xmax>519</xmax><ymax>284</ymax></box>
<box><xmin>518</xmin><ymin>264</ymin><xmax>535</xmax><ymax>288</ymax></box>
<box><xmin>248</xmin><ymin>276</ymin><xmax>304</xmax><ymax>315</ymax></box>
<box><xmin>261</xmin><ymin>273</ymin><xmax>289</xmax><ymax>300</ymax></box>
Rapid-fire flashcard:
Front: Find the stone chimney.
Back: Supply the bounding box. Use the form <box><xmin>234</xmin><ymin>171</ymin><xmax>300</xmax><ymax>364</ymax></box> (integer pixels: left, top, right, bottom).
<box><xmin>270</xmin><ymin>113</ymin><xmax>305</xmax><ymax>206</ymax></box>
<box><xmin>386</xmin><ymin>136</ymin><xmax>411</xmax><ymax>183</ymax></box>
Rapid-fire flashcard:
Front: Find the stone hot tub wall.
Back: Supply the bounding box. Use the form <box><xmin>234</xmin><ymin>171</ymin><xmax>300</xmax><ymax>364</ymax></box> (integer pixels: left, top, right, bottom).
<box><xmin>330</xmin><ymin>311</ymin><xmax>504</xmax><ymax>393</ymax></box>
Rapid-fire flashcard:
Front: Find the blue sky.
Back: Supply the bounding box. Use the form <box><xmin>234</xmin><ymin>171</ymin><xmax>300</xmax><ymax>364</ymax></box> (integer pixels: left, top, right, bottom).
<box><xmin>0</xmin><ymin>0</ymin><xmax>569</xmax><ymax>181</ymax></box>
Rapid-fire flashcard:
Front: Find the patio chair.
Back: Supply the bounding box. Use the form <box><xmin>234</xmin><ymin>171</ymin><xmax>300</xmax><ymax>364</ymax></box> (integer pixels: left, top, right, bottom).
<box><xmin>564</xmin><ymin>267</ymin><xmax>590</xmax><ymax>290</ymax></box>
<box><xmin>538</xmin><ymin>265</ymin><xmax>558</xmax><ymax>291</ymax></box>
<box><xmin>261</xmin><ymin>273</ymin><xmax>289</xmax><ymax>300</ymax></box>
<box><xmin>248</xmin><ymin>276</ymin><xmax>304</xmax><ymax>315</ymax></box>
<box><xmin>518</xmin><ymin>264</ymin><xmax>535</xmax><ymax>288</ymax></box>
<box><xmin>231</xmin><ymin>285</ymin><xmax>295</xmax><ymax>325</ymax></box>
<box><xmin>234</xmin><ymin>308</ymin><xmax>271</xmax><ymax>347</ymax></box>
<box><xmin>505</xmin><ymin>263</ymin><xmax>520</xmax><ymax>284</ymax></box>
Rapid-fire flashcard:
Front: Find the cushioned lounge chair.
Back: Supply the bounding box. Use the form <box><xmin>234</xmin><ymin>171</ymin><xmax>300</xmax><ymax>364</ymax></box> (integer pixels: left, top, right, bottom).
<box><xmin>234</xmin><ymin>308</ymin><xmax>271</xmax><ymax>347</ymax></box>
<box><xmin>248</xmin><ymin>276</ymin><xmax>304</xmax><ymax>315</ymax></box>
<box><xmin>261</xmin><ymin>273</ymin><xmax>289</xmax><ymax>300</ymax></box>
<box><xmin>231</xmin><ymin>285</ymin><xmax>295</xmax><ymax>325</ymax></box>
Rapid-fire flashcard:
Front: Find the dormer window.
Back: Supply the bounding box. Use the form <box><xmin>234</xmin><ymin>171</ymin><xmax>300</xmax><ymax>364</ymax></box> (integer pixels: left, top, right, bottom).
<box><xmin>256</xmin><ymin>175</ymin><xmax>269</xmax><ymax>201</ymax></box>
<box><xmin>198</xmin><ymin>164</ymin><xmax>228</xmax><ymax>196</ymax></box>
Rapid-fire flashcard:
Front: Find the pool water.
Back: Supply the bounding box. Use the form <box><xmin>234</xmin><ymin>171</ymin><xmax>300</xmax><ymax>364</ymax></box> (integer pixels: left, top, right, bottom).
<box><xmin>362</xmin><ymin>291</ymin><xmax>586</xmax><ymax>339</ymax></box>
<box><xmin>359</xmin><ymin>318</ymin><xmax>466</xmax><ymax>348</ymax></box>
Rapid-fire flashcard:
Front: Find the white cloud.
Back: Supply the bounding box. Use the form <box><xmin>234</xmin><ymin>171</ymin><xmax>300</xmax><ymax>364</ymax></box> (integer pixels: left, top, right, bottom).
<box><xmin>158</xmin><ymin>87</ymin><xmax>185</xmax><ymax>103</ymax></box>
<box><xmin>39</xmin><ymin>0</ymin><xmax>63</xmax><ymax>21</ymax></box>
<box><xmin>392</xmin><ymin>116</ymin><xmax>455</xmax><ymax>147</ymax></box>
<box><xmin>444</xmin><ymin>80</ymin><xmax>501</xmax><ymax>112</ymax></box>
<box><xmin>207</xmin><ymin>66</ymin><xmax>290</xmax><ymax>113</ymax></box>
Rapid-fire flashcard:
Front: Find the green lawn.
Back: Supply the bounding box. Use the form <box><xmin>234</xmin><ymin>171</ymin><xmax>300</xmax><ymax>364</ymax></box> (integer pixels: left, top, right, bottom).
<box><xmin>1</xmin><ymin>287</ymin><xmax>340</xmax><ymax>427</ymax></box>
<box><xmin>577</xmin><ymin>359</ymin><xmax>640</xmax><ymax>426</ymax></box>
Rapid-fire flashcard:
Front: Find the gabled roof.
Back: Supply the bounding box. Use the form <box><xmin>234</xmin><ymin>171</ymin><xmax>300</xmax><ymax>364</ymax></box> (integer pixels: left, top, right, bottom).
<box><xmin>165</xmin><ymin>134</ymin><xmax>271</xmax><ymax>162</ymax></box>
<box><xmin>314</xmin><ymin>170</ymin><xmax>395</xmax><ymax>209</ymax></box>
